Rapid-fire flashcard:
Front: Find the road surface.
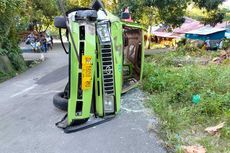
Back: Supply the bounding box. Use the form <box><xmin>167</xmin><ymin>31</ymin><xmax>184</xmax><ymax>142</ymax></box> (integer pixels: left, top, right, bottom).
<box><xmin>0</xmin><ymin>47</ymin><xmax>166</xmax><ymax>153</ymax></box>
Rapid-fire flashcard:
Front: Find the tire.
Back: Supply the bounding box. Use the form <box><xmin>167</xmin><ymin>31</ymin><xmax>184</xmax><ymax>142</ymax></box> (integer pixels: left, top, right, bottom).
<box><xmin>53</xmin><ymin>92</ymin><xmax>68</xmax><ymax>111</ymax></box>
<box><xmin>75</xmin><ymin>10</ymin><xmax>98</xmax><ymax>21</ymax></box>
<box><xmin>64</xmin><ymin>82</ymin><xmax>70</xmax><ymax>99</ymax></box>
<box><xmin>54</xmin><ymin>16</ymin><xmax>67</xmax><ymax>29</ymax></box>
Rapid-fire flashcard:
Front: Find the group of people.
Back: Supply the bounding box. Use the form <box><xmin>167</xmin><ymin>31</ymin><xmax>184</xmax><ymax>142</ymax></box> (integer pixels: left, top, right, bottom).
<box><xmin>202</xmin><ymin>38</ymin><xmax>224</xmax><ymax>50</ymax></box>
<box><xmin>25</xmin><ymin>32</ymin><xmax>53</xmax><ymax>52</ymax></box>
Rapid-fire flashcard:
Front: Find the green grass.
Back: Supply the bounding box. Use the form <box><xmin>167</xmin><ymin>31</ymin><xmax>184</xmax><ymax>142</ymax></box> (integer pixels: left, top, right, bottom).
<box><xmin>0</xmin><ymin>71</ymin><xmax>16</xmax><ymax>83</ymax></box>
<box><xmin>142</xmin><ymin>51</ymin><xmax>230</xmax><ymax>153</ymax></box>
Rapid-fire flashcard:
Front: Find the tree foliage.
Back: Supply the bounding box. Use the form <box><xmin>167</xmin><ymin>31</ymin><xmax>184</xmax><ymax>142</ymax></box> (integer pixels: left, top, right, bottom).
<box><xmin>193</xmin><ymin>0</ymin><xmax>225</xmax><ymax>26</ymax></box>
<box><xmin>193</xmin><ymin>0</ymin><xmax>224</xmax><ymax>11</ymax></box>
<box><xmin>66</xmin><ymin>0</ymin><xmax>91</xmax><ymax>9</ymax></box>
<box><xmin>0</xmin><ymin>0</ymin><xmax>22</xmax><ymax>46</ymax></box>
<box><xmin>66</xmin><ymin>0</ymin><xmax>117</xmax><ymax>12</ymax></box>
<box><xmin>115</xmin><ymin>0</ymin><xmax>143</xmax><ymax>21</ymax></box>
<box><xmin>148</xmin><ymin>0</ymin><xmax>188</xmax><ymax>26</ymax></box>
<box><xmin>221</xmin><ymin>8</ymin><xmax>230</xmax><ymax>22</ymax></box>
<box><xmin>0</xmin><ymin>0</ymin><xmax>26</xmax><ymax>72</ymax></box>
<box><xmin>20</xmin><ymin>0</ymin><xmax>59</xmax><ymax>32</ymax></box>
<box><xmin>116</xmin><ymin>0</ymin><xmax>225</xmax><ymax>27</ymax></box>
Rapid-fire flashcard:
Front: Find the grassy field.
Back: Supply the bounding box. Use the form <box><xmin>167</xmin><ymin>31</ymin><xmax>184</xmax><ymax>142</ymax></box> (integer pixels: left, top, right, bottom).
<box><xmin>142</xmin><ymin>50</ymin><xmax>230</xmax><ymax>153</ymax></box>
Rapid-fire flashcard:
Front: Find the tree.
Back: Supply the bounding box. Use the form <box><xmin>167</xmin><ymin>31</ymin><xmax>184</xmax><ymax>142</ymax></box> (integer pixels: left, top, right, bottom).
<box><xmin>193</xmin><ymin>0</ymin><xmax>225</xmax><ymax>11</ymax></box>
<box><xmin>115</xmin><ymin>0</ymin><xmax>225</xmax><ymax>49</ymax></box>
<box><xmin>66</xmin><ymin>0</ymin><xmax>118</xmax><ymax>12</ymax></box>
<box><xmin>66</xmin><ymin>0</ymin><xmax>91</xmax><ymax>9</ymax></box>
<box><xmin>0</xmin><ymin>0</ymin><xmax>22</xmax><ymax>47</ymax></box>
<box><xmin>221</xmin><ymin>8</ymin><xmax>230</xmax><ymax>23</ymax></box>
<box><xmin>115</xmin><ymin>0</ymin><xmax>144</xmax><ymax>21</ymax></box>
<box><xmin>115</xmin><ymin>0</ymin><xmax>188</xmax><ymax>27</ymax></box>
<box><xmin>0</xmin><ymin>0</ymin><xmax>27</xmax><ymax>72</ymax></box>
<box><xmin>144</xmin><ymin>0</ymin><xmax>188</xmax><ymax>27</ymax></box>
<box><xmin>20</xmin><ymin>0</ymin><xmax>59</xmax><ymax>32</ymax></box>
<box><xmin>115</xmin><ymin>0</ymin><xmax>225</xmax><ymax>27</ymax></box>
<box><xmin>193</xmin><ymin>0</ymin><xmax>225</xmax><ymax>26</ymax></box>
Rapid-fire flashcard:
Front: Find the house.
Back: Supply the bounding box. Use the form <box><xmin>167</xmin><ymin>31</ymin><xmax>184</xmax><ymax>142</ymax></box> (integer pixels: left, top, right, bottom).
<box><xmin>185</xmin><ymin>26</ymin><xmax>226</xmax><ymax>41</ymax></box>
<box><xmin>146</xmin><ymin>17</ymin><xmax>229</xmax><ymax>49</ymax></box>
<box><xmin>150</xmin><ymin>18</ymin><xmax>204</xmax><ymax>43</ymax></box>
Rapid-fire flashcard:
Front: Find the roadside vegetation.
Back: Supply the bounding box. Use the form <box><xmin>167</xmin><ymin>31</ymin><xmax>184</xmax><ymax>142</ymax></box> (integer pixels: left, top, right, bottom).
<box><xmin>0</xmin><ymin>0</ymin><xmax>59</xmax><ymax>82</ymax></box>
<box><xmin>0</xmin><ymin>0</ymin><xmax>27</xmax><ymax>82</ymax></box>
<box><xmin>0</xmin><ymin>0</ymin><xmax>227</xmax><ymax>82</ymax></box>
<box><xmin>142</xmin><ymin>47</ymin><xmax>230</xmax><ymax>153</ymax></box>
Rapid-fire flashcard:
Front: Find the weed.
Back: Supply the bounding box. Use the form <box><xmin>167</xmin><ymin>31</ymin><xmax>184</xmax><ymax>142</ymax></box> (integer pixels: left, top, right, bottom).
<box><xmin>142</xmin><ymin>51</ymin><xmax>230</xmax><ymax>152</ymax></box>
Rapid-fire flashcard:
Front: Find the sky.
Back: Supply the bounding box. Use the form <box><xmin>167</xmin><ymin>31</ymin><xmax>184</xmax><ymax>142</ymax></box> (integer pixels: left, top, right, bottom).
<box><xmin>223</xmin><ymin>0</ymin><xmax>230</xmax><ymax>9</ymax></box>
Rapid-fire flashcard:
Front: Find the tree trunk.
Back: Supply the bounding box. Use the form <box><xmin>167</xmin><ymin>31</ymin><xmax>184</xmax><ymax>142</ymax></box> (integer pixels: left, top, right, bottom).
<box><xmin>147</xmin><ymin>14</ymin><xmax>153</xmax><ymax>49</ymax></box>
<box><xmin>43</xmin><ymin>24</ymin><xmax>50</xmax><ymax>33</ymax></box>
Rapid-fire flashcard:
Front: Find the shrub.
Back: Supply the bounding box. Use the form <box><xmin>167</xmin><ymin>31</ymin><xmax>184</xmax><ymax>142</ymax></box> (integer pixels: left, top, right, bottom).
<box><xmin>0</xmin><ymin>0</ymin><xmax>27</xmax><ymax>77</ymax></box>
<box><xmin>1</xmin><ymin>27</ymin><xmax>27</xmax><ymax>72</ymax></box>
<box><xmin>222</xmin><ymin>39</ymin><xmax>230</xmax><ymax>50</ymax></box>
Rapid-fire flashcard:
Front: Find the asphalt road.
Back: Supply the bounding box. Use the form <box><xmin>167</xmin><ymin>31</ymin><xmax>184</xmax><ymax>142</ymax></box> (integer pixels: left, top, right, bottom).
<box><xmin>0</xmin><ymin>47</ymin><xmax>166</xmax><ymax>153</ymax></box>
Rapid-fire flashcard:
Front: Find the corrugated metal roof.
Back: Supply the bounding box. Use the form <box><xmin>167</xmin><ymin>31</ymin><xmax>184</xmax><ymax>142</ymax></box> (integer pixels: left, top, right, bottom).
<box><xmin>185</xmin><ymin>26</ymin><xmax>226</xmax><ymax>35</ymax></box>
<box><xmin>173</xmin><ymin>17</ymin><xmax>204</xmax><ymax>34</ymax></box>
<box><xmin>215</xmin><ymin>22</ymin><xmax>230</xmax><ymax>29</ymax></box>
<box><xmin>153</xmin><ymin>32</ymin><xmax>180</xmax><ymax>38</ymax></box>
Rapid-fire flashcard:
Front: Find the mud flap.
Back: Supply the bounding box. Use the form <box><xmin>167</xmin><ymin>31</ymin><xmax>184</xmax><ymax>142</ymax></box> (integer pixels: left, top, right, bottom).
<box><xmin>56</xmin><ymin>114</ymin><xmax>115</xmax><ymax>133</ymax></box>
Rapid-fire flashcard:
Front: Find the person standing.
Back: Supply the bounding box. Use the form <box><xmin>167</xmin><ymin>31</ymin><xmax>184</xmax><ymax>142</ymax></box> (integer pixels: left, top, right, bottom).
<box><xmin>40</xmin><ymin>33</ymin><xmax>48</xmax><ymax>53</ymax></box>
<box><xmin>46</xmin><ymin>33</ymin><xmax>53</xmax><ymax>50</ymax></box>
<box><xmin>205</xmin><ymin>37</ymin><xmax>211</xmax><ymax>50</ymax></box>
<box><xmin>51</xmin><ymin>35</ymin><xmax>53</xmax><ymax>48</ymax></box>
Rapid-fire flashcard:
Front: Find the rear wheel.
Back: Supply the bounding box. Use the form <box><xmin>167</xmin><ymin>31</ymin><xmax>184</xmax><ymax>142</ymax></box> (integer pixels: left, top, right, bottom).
<box><xmin>53</xmin><ymin>92</ymin><xmax>68</xmax><ymax>111</ymax></box>
<box><xmin>64</xmin><ymin>82</ymin><xmax>70</xmax><ymax>99</ymax></box>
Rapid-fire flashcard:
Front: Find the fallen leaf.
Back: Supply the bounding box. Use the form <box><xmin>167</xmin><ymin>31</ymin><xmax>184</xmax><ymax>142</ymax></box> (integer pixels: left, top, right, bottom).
<box><xmin>182</xmin><ymin>145</ymin><xmax>206</xmax><ymax>153</ymax></box>
<box><xmin>205</xmin><ymin>122</ymin><xmax>225</xmax><ymax>135</ymax></box>
<box><xmin>212</xmin><ymin>57</ymin><xmax>220</xmax><ymax>62</ymax></box>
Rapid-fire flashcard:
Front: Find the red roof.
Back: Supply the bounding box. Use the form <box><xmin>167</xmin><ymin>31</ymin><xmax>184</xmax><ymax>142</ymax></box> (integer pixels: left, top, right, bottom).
<box><xmin>153</xmin><ymin>31</ymin><xmax>180</xmax><ymax>38</ymax></box>
<box><xmin>151</xmin><ymin>17</ymin><xmax>230</xmax><ymax>38</ymax></box>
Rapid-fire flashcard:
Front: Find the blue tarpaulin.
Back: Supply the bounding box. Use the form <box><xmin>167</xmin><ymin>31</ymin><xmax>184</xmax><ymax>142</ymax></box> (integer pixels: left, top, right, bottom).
<box><xmin>225</xmin><ymin>31</ymin><xmax>230</xmax><ymax>39</ymax></box>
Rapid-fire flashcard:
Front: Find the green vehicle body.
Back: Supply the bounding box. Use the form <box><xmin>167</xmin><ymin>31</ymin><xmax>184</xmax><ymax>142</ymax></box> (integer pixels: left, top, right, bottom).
<box><xmin>56</xmin><ymin>6</ymin><xmax>144</xmax><ymax>127</ymax></box>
